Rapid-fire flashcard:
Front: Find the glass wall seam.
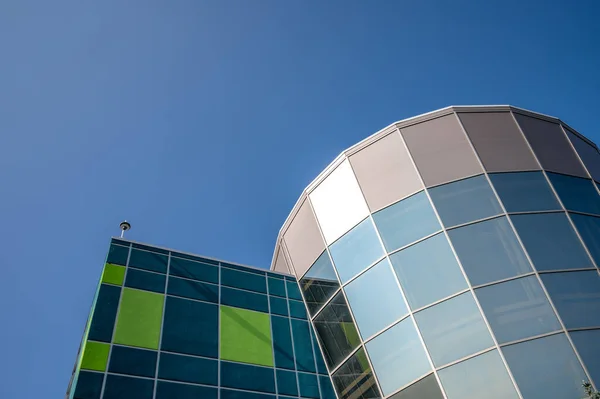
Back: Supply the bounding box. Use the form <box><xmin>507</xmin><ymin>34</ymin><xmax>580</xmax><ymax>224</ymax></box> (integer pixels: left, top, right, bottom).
<box><xmin>308</xmin><ymin>287</ymin><xmax>342</xmax><ymax>321</ymax></box>
<box><xmin>282</xmin><ymin>261</ymin><xmax>304</xmax><ymax>399</ymax></box>
<box><xmin>434</xmin><ymin>346</ymin><xmax>496</xmax><ymax>372</ymax></box>
<box><xmin>560</xmin><ymin>123</ymin><xmax>595</xmax><ymax>183</ymax></box>
<box><xmin>361</xmin><ymin>314</ymin><xmax>412</xmax><ymax>344</ymax></box>
<box><xmin>469</xmin><ymin>272</ymin><xmax>537</xmax><ymax>290</ymax></box>
<box><xmin>496</xmin><ymin>330</ymin><xmax>563</xmax><ymax>348</ymax></box>
<box><xmin>408</xmin><ymin>288</ymin><xmax>471</xmax><ymax>314</ymax></box>
<box><xmin>151</xmin><ymin>253</ymin><xmax>171</xmax><ymax>399</ymax></box>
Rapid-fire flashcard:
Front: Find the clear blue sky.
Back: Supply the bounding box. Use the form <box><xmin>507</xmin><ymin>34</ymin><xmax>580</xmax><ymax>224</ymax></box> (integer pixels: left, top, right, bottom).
<box><xmin>1</xmin><ymin>0</ymin><xmax>599</xmax><ymax>397</ymax></box>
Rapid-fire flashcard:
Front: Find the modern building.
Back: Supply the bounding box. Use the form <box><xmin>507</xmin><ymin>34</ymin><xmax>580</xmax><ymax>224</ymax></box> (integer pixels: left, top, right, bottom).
<box><xmin>69</xmin><ymin>105</ymin><xmax>600</xmax><ymax>399</ymax></box>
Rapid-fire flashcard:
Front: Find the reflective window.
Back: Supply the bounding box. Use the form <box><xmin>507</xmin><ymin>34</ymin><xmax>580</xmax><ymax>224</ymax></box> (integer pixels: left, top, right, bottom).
<box><xmin>570</xmin><ymin>213</ymin><xmax>600</xmax><ymax>265</ymax></box>
<box><xmin>300</xmin><ymin>251</ymin><xmax>340</xmax><ymax>316</ymax></box>
<box><xmin>128</xmin><ymin>249</ymin><xmax>168</xmax><ymax>274</ymax></box>
<box><xmin>220</xmin><ymin>361</ymin><xmax>276</xmax><ymax>393</ymax></box>
<box><xmin>415</xmin><ymin>292</ymin><xmax>494</xmax><ymax>367</ymax></box>
<box><xmin>429</xmin><ymin>174</ymin><xmax>503</xmax><ymax>227</ymax></box>
<box><xmin>389</xmin><ymin>374</ymin><xmax>443</xmax><ymax>399</ymax></box>
<box><xmin>571</xmin><ymin>329</ymin><xmax>600</xmax><ymax>386</ymax></box>
<box><xmin>502</xmin><ymin>334</ymin><xmax>587</xmax><ymax>399</ymax></box>
<box><xmin>372</xmin><ymin>191</ymin><xmax>441</xmax><ymax>252</ymax></box>
<box><xmin>366</xmin><ymin>317</ymin><xmax>431</xmax><ymax>395</ymax></box>
<box><xmin>169</xmin><ymin>257</ymin><xmax>218</xmax><ymax>284</ymax></box>
<box><xmin>438</xmin><ymin>350</ymin><xmax>519</xmax><ymax>399</ymax></box>
<box><xmin>104</xmin><ymin>374</ymin><xmax>154</xmax><ymax>399</ymax></box>
<box><xmin>390</xmin><ymin>233</ymin><xmax>468</xmax><ymax>310</ymax></box>
<box><xmin>298</xmin><ymin>372</ymin><xmax>320</xmax><ymax>399</ymax></box>
<box><xmin>311</xmin><ymin>327</ymin><xmax>328</xmax><ymax>375</ymax></box>
<box><xmin>108</xmin><ymin>345</ymin><xmax>157</xmax><ymax>378</ymax></box>
<box><xmin>512</xmin><ymin>213</ymin><xmax>593</xmax><ymax>271</ymax></box>
<box><xmin>267</xmin><ymin>277</ymin><xmax>286</xmax><ymax>298</ymax></box>
<box><xmin>345</xmin><ymin>259</ymin><xmax>408</xmax><ymax>339</ymax></box>
<box><xmin>271</xmin><ymin>315</ymin><xmax>295</xmax><ymax>370</ymax></box>
<box><xmin>221</xmin><ymin>389</ymin><xmax>273</xmax><ymax>399</ymax></box>
<box><xmin>221</xmin><ymin>287</ymin><xmax>269</xmax><ymax>313</ymax></box>
<box><xmin>158</xmin><ymin>352</ymin><xmax>217</xmax><ymax>385</ymax></box>
<box><xmin>269</xmin><ymin>296</ymin><xmax>288</xmax><ymax>317</ymax></box>
<box><xmin>125</xmin><ymin>268</ymin><xmax>166</xmax><ymax>294</ymax></box>
<box><xmin>313</xmin><ymin>292</ymin><xmax>361</xmax><ymax>369</ymax></box>
<box><xmin>89</xmin><ymin>284</ymin><xmax>120</xmax><ymax>343</ymax></box>
<box><xmin>319</xmin><ymin>375</ymin><xmax>337</xmax><ymax>399</ymax></box>
<box><xmin>221</xmin><ymin>267</ymin><xmax>267</xmax><ymax>294</ymax></box>
<box><xmin>276</xmin><ymin>369</ymin><xmax>298</xmax><ymax>396</ymax></box>
<box><xmin>156</xmin><ymin>381</ymin><xmax>216</xmax><ymax>399</ymax></box>
<box><xmin>167</xmin><ymin>277</ymin><xmax>219</xmax><ymax>303</ymax></box>
<box><xmin>541</xmin><ymin>271</ymin><xmax>600</xmax><ymax>329</ymax></box>
<box><xmin>286</xmin><ymin>280</ymin><xmax>303</xmax><ymax>301</ymax></box>
<box><xmin>331</xmin><ymin>348</ymin><xmax>380</xmax><ymax>399</ymax></box>
<box><xmin>448</xmin><ymin>217</ymin><xmax>532</xmax><ymax>286</ymax></box>
<box><xmin>74</xmin><ymin>371</ymin><xmax>103</xmax><ymax>399</ymax></box>
<box><xmin>291</xmin><ymin>319</ymin><xmax>316</xmax><ymax>373</ymax></box>
<box><xmin>289</xmin><ymin>300</ymin><xmax>307</xmax><ymax>319</ymax></box>
<box><xmin>489</xmin><ymin>171</ymin><xmax>560</xmax><ymax>212</ymax></box>
<box><xmin>107</xmin><ymin>244</ymin><xmax>129</xmax><ymax>266</ymax></box>
<box><xmin>476</xmin><ymin>276</ymin><xmax>560</xmax><ymax>344</ymax></box>
<box><xmin>548</xmin><ymin>172</ymin><xmax>600</xmax><ymax>215</ymax></box>
<box><xmin>329</xmin><ymin>218</ymin><xmax>385</xmax><ymax>283</ymax></box>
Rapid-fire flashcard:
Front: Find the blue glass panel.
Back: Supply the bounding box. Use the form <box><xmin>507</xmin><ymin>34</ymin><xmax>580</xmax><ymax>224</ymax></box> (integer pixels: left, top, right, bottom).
<box><xmin>268</xmin><ymin>277</ymin><xmax>287</xmax><ymax>298</ymax></box>
<box><xmin>388</xmin><ymin>374</ymin><xmax>443</xmax><ymax>399</ymax></box>
<box><xmin>74</xmin><ymin>371</ymin><xmax>103</xmax><ymax>399</ymax></box>
<box><xmin>476</xmin><ymin>276</ymin><xmax>560</xmax><ymax>344</ymax></box>
<box><xmin>329</xmin><ymin>218</ymin><xmax>385</xmax><ymax>283</ymax></box>
<box><xmin>276</xmin><ymin>369</ymin><xmax>298</xmax><ymax>396</ymax></box>
<box><xmin>158</xmin><ymin>352</ymin><xmax>218</xmax><ymax>385</ymax></box>
<box><xmin>111</xmin><ymin>238</ymin><xmax>129</xmax><ymax>246</ymax></box>
<box><xmin>221</xmin><ymin>287</ymin><xmax>269</xmax><ymax>313</ymax></box>
<box><xmin>292</xmin><ymin>319</ymin><xmax>316</xmax><ymax>373</ymax></box>
<box><xmin>286</xmin><ymin>281</ymin><xmax>303</xmax><ymax>301</ymax></box>
<box><xmin>300</xmin><ymin>251</ymin><xmax>340</xmax><ymax>316</ymax></box>
<box><xmin>512</xmin><ymin>213</ymin><xmax>593</xmax><ymax>271</ymax></box>
<box><xmin>88</xmin><ymin>284</ymin><xmax>120</xmax><ymax>343</ymax></box>
<box><xmin>155</xmin><ymin>381</ymin><xmax>217</xmax><ymax>399</ymax></box>
<box><xmin>429</xmin><ymin>174</ymin><xmax>503</xmax><ymax>227</ymax></box>
<box><xmin>167</xmin><ymin>276</ymin><xmax>219</xmax><ymax>303</ymax></box>
<box><xmin>108</xmin><ymin>345</ymin><xmax>157</xmax><ymax>377</ymax></box>
<box><xmin>345</xmin><ymin>259</ymin><xmax>408</xmax><ymax>339</ymax></box>
<box><xmin>541</xmin><ymin>271</ymin><xmax>600</xmax><ymax>329</ymax></box>
<box><xmin>438</xmin><ymin>350</ymin><xmax>518</xmax><ymax>399</ymax></box>
<box><xmin>331</xmin><ymin>349</ymin><xmax>380</xmax><ymax>398</ymax></box>
<box><xmin>171</xmin><ymin>252</ymin><xmax>218</xmax><ymax>265</ymax></box>
<box><xmin>220</xmin><ymin>361</ymin><xmax>276</xmax><ymax>393</ymax></box>
<box><xmin>221</xmin><ymin>262</ymin><xmax>266</xmax><ymax>276</ymax></box>
<box><xmin>221</xmin><ymin>390</ymin><xmax>274</xmax><ymax>399</ymax></box>
<box><xmin>161</xmin><ymin>296</ymin><xmax>218</xmax><ymax>357</ymax></box>
<box><xmin>131</xmin><ymin>243</ymin><xmax>168</xmax><ymax>254</ymax></box>
<box><xmin>489</xmin><ymin>171</ymin><xmax>560</xmax><ymax>212</ymax></box>
<box><xmin>169</xmin><ymin>256</ymin><xmax>218</xmax><ymax>284</ymax></box>
<box><xmin>571</xmin><ymin>329</ymin><xmax>600</xmax><ymax>387</ymax></box>
<box><xmin>366</xmin><ymin>317</ymin><xmax>431</xmax><ymax>395</ymax></box>
<box><xmin>503</xmin><ymin>334</ymin><xmax>587</xmax><ymax>399</ymax></box>
<box><xmin>125</xmin><ymin>268</ymin><xmax>166</xmax><ymax>293</ymax></box>
<box><xmin>106</xmin><ymin>244</ymin><xmax>129</xmax><ymax>266</ymax></box>
<box><xmin>298</xmin><ymin>373</ymin><xmax>320</xmax><ymax>399</ymax></box>
<box><xmin>415</xmin><ymin>292</ymin><xmax>494</xmax><ymax>367</ymax></box>
<box><xmin>269</xmin><ymin>296</ymin><xmax>288</xmax><ymax>317</ymax></box>
<box><xmin>390</xmin><ymin>233</ymin><xmax>467</xmax><ymax>310</ymax></box>
<box><xmin>222</xmin><ymin>267</ymin><xmax>267</xmax><ymax>294</ymax></box>
<box><xmin>373</xmin><ymin>191</ymin><xmax>441</xmax><ymax>252</ymax></box>
<box><xmin>571</xmin><ymin>213</ymin><xmax>600</xmax><ymax>265</ymax></box>
<box><xmin>271</xmin><ymin>315</ymin><xmax>295</xmax><ymax>370</ymax></box>
<box><xmin>448</xmin><ymin>217</ymin><xmax>532</xmax><ymax>286</ymax></box>
<box><xmin>103</xmin><ymin>375</ymin><xmax>154</xmax><ymax>399</ymax></box>
<box><xmin>319</xmin><ymin>375</ymin><xmax>337</xmax><ymax>399</ymax></box>
<box><xmin>128</xmin><ymin>249</ymin><xmax>168</xmax><ymax>274</ymax></box>
<box><xmin>289</xmin><ymin>300</ymin><xmax>307</xmax><ymax>319</ymax></box>
<box><xmin>548</xmin><ymin>172</ymin><xmax>600</xmax><ymax>214</ymax></box>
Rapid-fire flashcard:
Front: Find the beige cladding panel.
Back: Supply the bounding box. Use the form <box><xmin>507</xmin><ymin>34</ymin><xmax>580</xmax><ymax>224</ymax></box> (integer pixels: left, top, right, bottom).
<box><xmin>401</xmin><ymin>114</ymin><xmax>484</xmax><ymax>187</ymax></box>
<box><xmin>282</xmin><ymin>199</ymin><xmax>326</xmax><ymax>278</ymax></box>
<box><xmin>350</xmin><ymin>132</ymin><xmax>424</xmax><ymax>212</ymax></box>
<box><xmin>458</xmin><ymin>112</ymin><xmax>539</xmax><ymax>172</ymax></box>
<box><xmin>273</xmin><ymin>244</ymin><xmax>292</xmax><ymax>275</ymax></box>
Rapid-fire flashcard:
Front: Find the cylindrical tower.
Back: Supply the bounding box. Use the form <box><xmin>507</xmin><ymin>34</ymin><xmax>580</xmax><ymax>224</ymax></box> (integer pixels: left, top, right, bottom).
<box><xmin>271</xmin><ymin>105</ymin><xmax>600</xmax><ymax>399</ymax></box>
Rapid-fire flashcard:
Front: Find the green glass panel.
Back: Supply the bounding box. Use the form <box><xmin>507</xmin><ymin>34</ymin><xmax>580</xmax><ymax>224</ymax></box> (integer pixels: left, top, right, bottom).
<box><xmin>101</xmin><ymin>264</ymin><xmax>125</xmax><ymax>286</ymax></box>
<box><xmin>81</xmin><ymin>341</ymin><xmax>110</xmax><ymax>371</ymax></box>
<box><xmin>220</xmin><ymin>306</ymin><xmax>273</xmax><ymax>367</ymax></box>
<box><xmin>114</xmin><ymin>288</ymin><xmax>164</xmax><ymax>349</ymax></box>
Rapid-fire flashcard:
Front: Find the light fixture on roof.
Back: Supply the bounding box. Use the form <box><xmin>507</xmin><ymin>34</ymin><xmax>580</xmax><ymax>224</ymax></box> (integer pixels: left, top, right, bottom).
<box><xmin>119</xmin><ymin>220</ymin><xmax>131</xmax><ymax>238</ymax></box>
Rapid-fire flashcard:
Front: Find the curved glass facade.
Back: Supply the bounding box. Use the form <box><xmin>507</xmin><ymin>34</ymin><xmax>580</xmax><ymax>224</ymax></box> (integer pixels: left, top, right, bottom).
<box><xmin>274</xmin><ymin>106</ymin><xmax>600</xmax><ymax>399</ymax></box>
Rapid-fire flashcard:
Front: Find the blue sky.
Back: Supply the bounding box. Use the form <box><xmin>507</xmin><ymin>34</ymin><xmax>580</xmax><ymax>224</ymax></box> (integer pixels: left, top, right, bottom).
<box><xmin>1</xmin><ymin>0</ymin><xmax>599</xmax><ymax>397</ymax></box>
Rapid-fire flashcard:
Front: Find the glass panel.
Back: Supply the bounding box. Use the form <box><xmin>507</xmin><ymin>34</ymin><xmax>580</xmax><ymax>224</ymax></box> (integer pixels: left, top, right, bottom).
<box><xmin>276</xmin><ymin>369</ymin><xmax>298</xmax><ymax>396</ymax></box>
<box><xmin>313</xmin><ymin>292</ymin><xmax>361</xmax><ymax>369</ymax></box>
<box><xmin>221</xmin><ymin>267</ymin><xmax>267</xmax><ymax>294</ymax></box>
<box><xmin>103</xmin><ymin>375</ymin><xmax>154</xmax><ymax>399</ymax></box>
<box><xmin>155</xmin><ymin>381</ymin><xmax>217</xmax><ymax>399</ymax></box>
<box><xmin>429</xmin><ymin>174</ymin><xmax>503</xmax><ymax>227</ymax></box>
<box><xmin>298</xmin><ymin>372</ymin><xmax>320</xmax><ymax>399</ymax></box>
<box><xmin>438</xmin><ymin>350</ymin><xmax>518</xmax><ymax>399</ymax></box>
<box><xmin>372</xmin><ymin>191</ymin><xmax>441</xmax><ymax>252</ymax></box>
<box><xmin>161</xmin><ymin>296</ymin><xmax>218</xmax><ymax>358</ymax></box>
<box><xmin>221</xmin><ymin>390</ymin><xmax>274</xmax><ymax>399</ymax></box>
<box><xmin>300</xmin><ymin>251</ymin><xmax>340</xmax><ymax>316</ymax></box>
<box><xmin>125</xmin><ymin>268</ymin><xmax>166</xmax><ymax>294</ymax></box>
<box><xmin>388</xmin><ymin>374</ymin><xmax>443</xmax><ymax>399</ymax></box>
<box><xmin>169</xmin><ymin>256</ymin><xmax>218</xmax><ymax>284</ymax></box>
<box><xmin>81</xmin><ymin>341</ymin><xmax>109</xmax><ymax>372</ymax></box>
<box><xmin>345</xmin><ymin>259</ymin><xmax>409</xmax><ymax>339</ymax></box>
<box><xmin>570</xmin><ymin>213</ymin><xmax>600</xmax><ymax>265</ymax></box>
<box><xmin>503</xmin><ymin>334</ymin><xmax>587</xmax><ymax>399</ymax></box>
<box><xmin>390</xmin><ymin>233</ymin><xmax>468</xmax><ymax>310</ymax></box>
<box><xmin>286</xmin><ymin>280</ymin><xmax>303</xmax><ymax>300</ymax></box>
<box><xmin>74</xmin><ymin>371</ymin><xmax>103</xmax><ymax>399</ymax></box>
<box><xmin>448</xmin><ymin>217</ymin><xmax>532</xmax><ymax>286</ymax></box>
<box><xmin>158</xmin><ymin>352</ymin><xmax>218</xmax><ymax>385</ymax></box>
<box><xmin>329</xmin><ymin>218</ymin><xmax>385</xmax><ymax>283</ymax></box>
<box><xmin>548</xmin><ymin>172</ymin><xmax>600</xmax><ymax>215</ymax></box>
<box><xmin>108</xmin><ymin>345</ymin><xmax>157</xmax><ymax>378</ymax></box>
<box><xmin>128</xmin><ymin>249</ymin><xmax>168</xmax><ymax>274</ymax></box>
<box><xmin>89</xmin><ymin>284</ymin><xmax>120</xmax><ymax>342</ymax></box>
<box><xmin>319</xmin><ymin>375</ymin><xmax>337</xmax><ymax>399</ymax></box>
<box><xmin>271</xmin><ymin>315</ymin><xmax>295</xmax><ymax>370</ymax></box>
<box><xmin>289</xmin><ymin>300</ymin><xmax>308</xmax><ymax>319</ymax></box>
<box><xmin>167</xmin><ymin>277</ymin><xmax>219</xmax><ymax>303</ymax></box>
<box><xmin>512</xmin><ymin>213</ymin><xmax>593</xmax><ymax>271</ymax></box>
<box><xmin>106</xmin><ymin>244</ymin><xmax>129</xmax><ymax>266</ymax></box>
<box><xmin>269</xmin><ymin>296</ymin><xmax>288</xmax><ymax>317</ymax></box>
<box><xmin>267</xmin><ymin>277</ymin><xmax>286</xmax><ymax>298</ymax></box>
<box><xmin>366</xmin><ymin>317</ymin><xmax>431</xmax><ymax>395</ymax></box>
<box><xmin>220</xmin><ymin>361</ymin><xmax>276</xmax><ymax>393</ymax></box>
<box><xmin>331</xmin><ymin>348</ymin><xmax>381</xmax><ymax>399</ymax></box>
<box><xmin>415</xmin><ymin>292</ymin><xmax>494</xmax><ymax>367</ymax></box>
<box><xmin>220</xmin><ymin>306</ymin><xmax>273</xmax><ymax>367</ymax></box>
<box><xmin>489</xmin><ymin>171</ymin><xmax>560</xmax><ymax>212</ymax></box>
<box><xmin>311</xmin><ymin>326</ymin><xmax>328</xmax><ymax>375</ymax></box>
<box><xmin>541</xmin><ymin>271</ymin><xmax>600</xmax><ymax>329</ymax></box>
<box><xmin>221</xmin><ymin>287</ymin><xmax>269</xmax><ymax>313</ymax></box>
<box><xmin>571</xmin><ymin>329</ymin><xmax>600</xmax><ymax>386</ymax></box>
<box><xmin>102</xmin><ymin>264</ymin><xmax>125</xmax><ymax>285</ymax></box>
<box><xmin>114</xmin><ymin>288</ymin><xmax>164</xmax><ymax>350</ymax></box>
<box><xmin>292</xmin><ymin>319</ymin><xmax>316</xmax><ymax>372</ymax></box>
<box><xmin>476</xmin><ymin>276</ymin><xmax>561</xmax><ymax>344</ymax></box>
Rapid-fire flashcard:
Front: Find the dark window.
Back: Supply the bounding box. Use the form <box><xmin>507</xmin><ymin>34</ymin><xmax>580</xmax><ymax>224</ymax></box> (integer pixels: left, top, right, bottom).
<box><xmin>221</xmin><ymin>267</ymin><xmax>267</xmax><ymax>294</ymax></box>
<box><xmin>268</xmin><ymin>277</ymin><xmax>286</xmax><ymax>298</ymax></box>
<box><xmin>286</xmin><ymin>280</ymin><xmax>303</xmax><ymax>300</ymax></box>
<box><xmin>88</xmin><ymin>284</ymin><xmax>120</xmax><ymax>343</ymax></box>
<box><xmin>155</xmin><ymin>381</ymin><xmax>217</xmax><ymax>399</ymax></box>
<box><xmin>220</xmin><ymin>361</ymin><xmax>276</xmax><ymax>393</ymax></box>
<box><xmin>73</xmin><ymin>371</ymin><xmax>103</xmax><ymax>399</ymax></box>
<box><xmin>108</xmin><ymin>345</ymin><xmax>157</xmax><ymax>377</ymax></box>
<box><xmin>489</xmin><ymin>172</ymin><xmax>560</xmax><ymax>212</ymax></box>
<box><xmin>269</xmin><ymin>296</ymin><xmax>288</xmax><ymax>317</ymax></box>
<box><xmin>128</xmin><ymin>249</ymin><xmax>168</xmax><ymax>274</ymax></box>
<box><xmin>332</xmin><ymin>349</ymin><xmax>381</xmax><ymax>399</ymax></box>
<box><xmin>548</xmin><ymin>172</ymin><xmax>600</xmax><ymax>215</ymax></box>
<box><xmin>158</xmin><ymin>352</ymin><xmax>217</xmax><ymax>385</ymax></box>
<box><xmin>298</xmin><ymin>372</ymin><xmax>320</xmax><ymax>399</ymax></box>
<box><xmin>167</xmin><ymin>277</ymin><xmax>218</xmax><ymax>303</ymax></box>
<box><xmin>169</xmin><ymin>257</ymin><xmax>218</xmax><ymax>284</ymax></box>
<box><xmin>125</xmin><ymin>268</ymin><xmax>166</xmax><ymax>293</ymax></box>
<box><xmin>103</xmin><ymin>374</ymin><xmax>154</xmax><ymax>399</ymax></box>
<box><xmin>221</xmin><ymin>287</ymin><xmax>268</xmax><ymax>313</ymax></box>
<box><xmin>289</xmin><ymin>300</ymin><xmax>308</xmax><ymax>319</ymax></box>
<box><xmin>319</xmin><ymin>375</ymin><xmax>337</xmax><ymax>399</ymax></box>
<box><xmin>276</xmin><ymin>369</ymin><xmax>298</xmax><ymax>396</ymax></box>
<box><xmin>300</xmin><ymin>251</ymin><xmax>340</xmax><ymax>316</ymax></box>
<box><xmin>271</xmin><ymin>315</ymin><xmax>295</xmax><ymax>370</ymax></box>
<box><xmin>292</xmin><ymin>319</ymin><xmax>316</xmax><ymax>373</ymax></box>
<box><xmin>106</xmin><ymin>244</ymin><xmax>129</xmax><ymax>266</ymax></box>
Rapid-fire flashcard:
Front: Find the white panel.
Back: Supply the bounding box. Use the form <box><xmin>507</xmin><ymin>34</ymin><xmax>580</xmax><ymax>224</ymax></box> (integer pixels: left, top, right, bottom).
<box><xmin>309</xmin><ymin>160</ymin><xmax>370</xmax><ymax>244</ymax></box>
